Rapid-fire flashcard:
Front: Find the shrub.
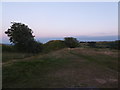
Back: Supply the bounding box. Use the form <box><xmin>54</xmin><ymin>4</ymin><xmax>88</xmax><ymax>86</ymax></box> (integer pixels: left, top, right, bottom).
<box><xmin>64</xmin><ymin>37</ymin><xmax>79</xmax><ymax>48</ymax></box>
<box><xmin>14</xmin><ymin>41</ymin><xmax>43</xmax><ymax>53</ymax></box>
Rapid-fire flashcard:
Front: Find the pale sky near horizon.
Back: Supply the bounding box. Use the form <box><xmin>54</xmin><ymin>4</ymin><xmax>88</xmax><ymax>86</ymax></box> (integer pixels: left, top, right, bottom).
<box><xmin>1</xmin><ymin>2</ymin><xmax>118</xmax><ymax>43</ymax></box>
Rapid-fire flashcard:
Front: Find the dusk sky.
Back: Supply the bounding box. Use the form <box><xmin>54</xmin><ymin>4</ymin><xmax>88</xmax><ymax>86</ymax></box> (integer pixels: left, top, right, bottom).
<box><xmin>1</xmin><ymin>2</ymin><xmax>118</xmax><ymax>43</ymax></box>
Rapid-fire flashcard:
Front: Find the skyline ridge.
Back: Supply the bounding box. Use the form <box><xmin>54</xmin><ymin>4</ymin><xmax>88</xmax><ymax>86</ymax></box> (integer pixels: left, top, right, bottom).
<box><xmin>2</xmin><ymin>35</ymin><xmax>119</xmax><ymax>44</ymax></box>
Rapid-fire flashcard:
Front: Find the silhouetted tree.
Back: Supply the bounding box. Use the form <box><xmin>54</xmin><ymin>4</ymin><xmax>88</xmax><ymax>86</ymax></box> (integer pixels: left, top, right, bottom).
<box><xmin>5</xmin><ymin>22</ymin><xmax>42</xmax><ymax>53</ymax></box>
<box><xmin>64</xmin><ymin>37</ymin><xmax>79</xmax><ymax>48</ymax></box>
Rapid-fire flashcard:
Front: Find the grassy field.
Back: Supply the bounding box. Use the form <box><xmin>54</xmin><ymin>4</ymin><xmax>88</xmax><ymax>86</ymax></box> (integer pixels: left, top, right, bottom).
<box><xmin>2</xmin><ymin>52</ymin><xmax>34</xmax><ymax>63</ymax></box>
<box><xmin>2</xmin><ymin>48</ymin><xmax>119</xmax><ymax>88</ymax></box>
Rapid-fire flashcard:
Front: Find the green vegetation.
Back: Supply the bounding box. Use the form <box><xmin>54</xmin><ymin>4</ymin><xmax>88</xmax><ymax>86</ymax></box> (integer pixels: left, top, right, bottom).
<box><xmin>3</xmin><ymin>48</ymin><xmax>118</xmax><ymax>88</ymax></box>
<box><xmin>2</xmin><ymin>44</ymin><xmax>17</xmax><ymax>52</ymax></box>
<box><xmin>3</xmin><ymin>22</ymin><xmax>119</xmax><ymax>88</ymax></box>
<box><xmin>80</xmin><ymin>40</ymin><xmax>120</xmax><ymax>49</ymax></box>
<box><xmin>69</xmin><ymin>49</ymin><xmax>118</xmax><ymax>71</ymax></box>
<box><xmin>64</xmin><ymin>37</ymin><xmax>79</xmax><ymax>48</ymax></box>
<box><xmin>5</xmin><ymin>22</ymin><xmax>42</xmax><ymax>53</ymax></box>
<box><xmin>43</xmin><ymin>40</ymin><xmax>66</xmax><ymax>53</ymax></box>
<box><xmin>4</xmin><ymin>22</ymin><xmax>119</xmax><ymax>54</ymax></box>
<box><xmin>0</xmin><ymin>45</ymin><xmax>1</xmax><ymax>63</ymax></box>
<box><xmin>2</xmin><ymin>52</ymin><xmax>33</xmax><ymax>63</ymax></box>
<box><xmin>2</xmin><ymin>44</ymin><xmax>34</xmax><ymax>62</ymax></box>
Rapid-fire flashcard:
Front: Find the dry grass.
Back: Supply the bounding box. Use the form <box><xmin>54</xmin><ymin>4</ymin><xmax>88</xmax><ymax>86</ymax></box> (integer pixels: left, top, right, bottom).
<box><xmin>3</xmin><ymin>48</ymin><xmax>118</xmax><ymax>88</ymax></box>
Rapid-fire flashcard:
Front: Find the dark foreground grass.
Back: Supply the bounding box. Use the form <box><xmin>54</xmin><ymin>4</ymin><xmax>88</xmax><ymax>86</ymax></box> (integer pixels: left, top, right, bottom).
<box><xmin>69</xmin><ymin>51</ymin><xmax>118</xmax><ymax>71</ymax></box>
<box><xmin>2</xmin><ymin>48</ymin><xmax>118</xmax><ymax>88</ymax></box>
<box><xmin>3</xmin><ymin>57</ymin><xmax>71</xmax><ymax>88</ymax></box>
<box><xmin>2</xmin><ymin>52</ymin><xmax>34</xmax><ymax>62</ymax></box>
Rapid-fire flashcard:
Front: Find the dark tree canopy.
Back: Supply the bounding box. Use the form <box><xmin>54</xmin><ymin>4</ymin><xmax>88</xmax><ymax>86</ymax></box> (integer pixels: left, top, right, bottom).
<box><xmin>5</xmin><ymin>22</ymin><xmax>42</xmax><ymax>53</ymax></box>
<box><xmin>5</xmin><ymin>22</ymin><xmax>34</xmax><ymax>44</ymax></box>
<box><xmin>64</xmin><ymin>37</ymin><xmax>79</xmax><ymax>48</ymax></box>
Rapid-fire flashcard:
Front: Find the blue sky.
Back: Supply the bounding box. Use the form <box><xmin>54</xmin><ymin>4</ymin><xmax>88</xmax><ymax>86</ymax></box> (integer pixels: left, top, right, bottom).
<box><xmin>2</xmin><ymin>2</ymin><xmax>118</xmax><ymax>43</ymax></box>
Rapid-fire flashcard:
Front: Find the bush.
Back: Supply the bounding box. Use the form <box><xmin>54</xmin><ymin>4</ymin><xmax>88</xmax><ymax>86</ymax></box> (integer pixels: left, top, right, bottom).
<box><xmin>15</xmin><ymin>41</ymin><xmax>43</xmax><ymax>53</ymax></box>
<box><xmin>64</xmin><ymin>37</ymin><xmax>79</xmax><ymax>48</ymax></box>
